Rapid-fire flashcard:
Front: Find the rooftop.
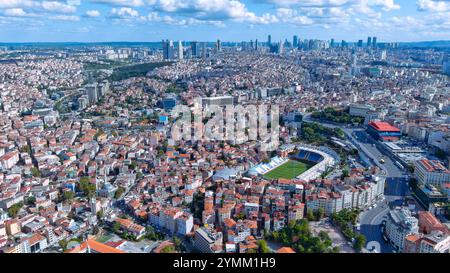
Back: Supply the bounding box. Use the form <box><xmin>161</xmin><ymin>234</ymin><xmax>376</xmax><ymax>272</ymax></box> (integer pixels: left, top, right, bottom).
<box><xmin>368</xmin><ymin>121</ymin><xmax>400</xmax><ymax>132</ymax></box>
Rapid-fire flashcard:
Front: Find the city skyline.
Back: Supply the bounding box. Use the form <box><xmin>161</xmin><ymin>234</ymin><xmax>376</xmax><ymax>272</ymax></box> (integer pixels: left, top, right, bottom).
<box><xmin>0</xmin><ymin>0</ymin><xmax>450</xmax><ymax>42</ymax></box>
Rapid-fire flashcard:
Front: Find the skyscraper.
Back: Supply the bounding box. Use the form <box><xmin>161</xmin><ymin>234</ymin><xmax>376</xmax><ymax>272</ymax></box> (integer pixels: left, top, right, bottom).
<box><xmin>293</xmin><ymin>35</ymin><xmax>298</xmax><ymax>48</ymax></box>
<box><xmin>162</xmin><ymin>39</ymin><xmax>168</xmax><ymax>59</ymax></box>
<box><xmin>278</xmin><ymin>41</ymin><xmax>284</xmax><ymax>54</ymax></box>
<box><xmin>191</xmin><ymin>41</ymin><xmax>200</xmax><ymax>57</ymax></box>
<box><xmin>330</xmin><ymin>38</ymin><xmax>335</xmax><ymax>48</ymax></box>
<box><xmin>367</xmin><ymin>37</ymin><xmax>372</xmax><ymax>47</ymax></box>
<box><xmin>216</xmin><ymin>39</ymin><xmax>221</xmax><ymax>53</ymax></box>
<box><xmin>162</xmin><ymin>40</ymin><xmax>174</xmax><ymax>60</ymax></box>
<box><xmin>268</xmin><ymin>35</ymin><xmax>272</xmax><ymax>46</ymax></box>
<box><xmin>202</xmin><ymin>42</ymin><xmax>206</xmax><ymax>59</ymax></box>
<box><xmin>178</xmin><ymin>40</ymin><xmax>183</xmax><ymax>60</ymax></box>
<box><xmin>358</xmin><ymin>40</ymin><xmax>363</xmax><ymax>47</ymax></box>
<box><xmin>85</xmin><ymin>83</ymin><xmax>98</xmax><ymax>105</ymax></box>
<box><xmin>443</xmin><ymin>54</ymin><xmax>450</xmax><ymax>76</ymax></box>
<box><xmin>255</xmin><ymin>39</ymin><xmax>258</xmax><ymax>51</ymax></box>
<box><xmin>380</xmin><ymin>50</ymin><xmax>387</xmax><ymax>60</ymax></box>
<box><xmin>372</xmin><ymin>37</ymin><xmax>377</xmax><ymax>48</ymax></box>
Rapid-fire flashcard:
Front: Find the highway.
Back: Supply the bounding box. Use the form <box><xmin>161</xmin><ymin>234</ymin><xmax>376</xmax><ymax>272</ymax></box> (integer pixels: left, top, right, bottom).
<box><xmin>302</xmin><ymin>114</ymin><xmax>410</xmax><ymax>252</ymax></box>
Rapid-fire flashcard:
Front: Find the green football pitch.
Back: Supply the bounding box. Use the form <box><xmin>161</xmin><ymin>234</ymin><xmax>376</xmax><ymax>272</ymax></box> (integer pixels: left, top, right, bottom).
<box><xmin>263</xmin><ymin>160</ymin><xmax>313</xmax><ymax>180</ymax></box>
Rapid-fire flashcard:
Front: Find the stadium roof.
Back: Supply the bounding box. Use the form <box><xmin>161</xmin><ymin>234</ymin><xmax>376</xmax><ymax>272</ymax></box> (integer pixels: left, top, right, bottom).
<box><xmin>368</xmin><ymin>121</ymin><xmax>400</xmax><ymax>132</ymax></box>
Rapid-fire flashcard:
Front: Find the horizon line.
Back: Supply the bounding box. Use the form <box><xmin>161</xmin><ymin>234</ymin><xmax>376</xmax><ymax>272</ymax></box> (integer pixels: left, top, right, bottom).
<box><xmin>1</xmin><ymin>39</ymin><xmax>450</xmax><ymax>45</ymax></box>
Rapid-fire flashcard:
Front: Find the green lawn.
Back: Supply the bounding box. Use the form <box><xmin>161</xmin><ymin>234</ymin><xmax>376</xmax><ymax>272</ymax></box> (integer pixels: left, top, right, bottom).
<box><xmin>263</xmin><ymin>160</ymin><xmax>312</xmax><ymax>180</ymax></box>
<box><xmin>96</xmin><ymin>234</ymin><xmax>112</xmax><ymax>243</ymax></box>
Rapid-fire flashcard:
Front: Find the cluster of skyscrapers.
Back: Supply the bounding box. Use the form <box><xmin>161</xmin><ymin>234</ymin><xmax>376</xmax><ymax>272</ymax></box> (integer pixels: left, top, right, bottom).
<box><xmin>161</xmin><ymin>35</ymin><xmax>403</xmax><ymax>61</ymax></box>
<box><xmin>267</xmin><ymin>34</ymin><xmax>400</xmax><ymax>51</ymax></box>
<box><xmin>77</xmin><ymin>80</ymin><xmax>110</xmax><ymax>110</ymax></box>
<box><xmin>162</xmin><ymin>40</ymin><xmax>224</xmax><ymax>61</ymax></box>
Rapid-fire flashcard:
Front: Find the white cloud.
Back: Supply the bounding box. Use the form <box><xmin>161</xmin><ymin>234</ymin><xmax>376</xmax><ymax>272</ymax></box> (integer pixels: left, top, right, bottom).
<box><xmin>149</xmin><ymin>0</ymin><xmax>275</xmax><ymax>24</ymax></box>
<box><xmin>85</xmin><ymin>9</ymin><xmax>100</xmax><ymax>17</ymax></box>
<box><xmin>145</xmin><ymin>11</ymin><xmax>226</xmax><ymax>27</ymax></box>
<box><xmin>0</xmin><ymin>0</ymin><xmax>38</xmax><ymax>9</ymax></box>
<box><xmin>417</xmin><ymin>0</ymin><xmax>450</xmax><ymax>12</ymax></box>
<box><xmin>49</xmin><ymin>14</ymin><xmax>79</xmax><ymax>21</ymax></box>
<box><xmin>67</xmin><ymin>0</ymin><xmax>81</xmax><ymax>5</ymax></box>
<box><xmin>372</xmin><ymin>0</ymin><xmax>400</xmax><ymax>11</ymax></box>
<box><xmin>41</xmin><ymin>1</ymin><xmax>77</xmax><ymax>13</ymax></box>
<box><xmin>261</xmin><ymin>0</ymin><xmax>351</xmax><ymax>8</ymax></box>
<box><xmin>245</xmin><ymin>13</ymin><xmax>279</xmax><ymax>24</ymax></box>
<box><xmin>90</xmin><ymin>0</ymin><xmax>145</xmax><ymax>7</ymax></box>
<box><xmin>3</xmin><ymin>7</ymin><xmax>28</xmax><ymax>16</ymax></box>
<box><xmin>110</xmin><ymin>7</ymin><xmax>139</xmax><ymax>18</ymax></box>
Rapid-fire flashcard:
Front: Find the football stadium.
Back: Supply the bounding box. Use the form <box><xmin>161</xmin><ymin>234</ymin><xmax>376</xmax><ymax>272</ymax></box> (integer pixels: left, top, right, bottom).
<box><xmin>247</xmin><ymin>145</ymin><xmax>338</xmax><ymax>181</ymax></box>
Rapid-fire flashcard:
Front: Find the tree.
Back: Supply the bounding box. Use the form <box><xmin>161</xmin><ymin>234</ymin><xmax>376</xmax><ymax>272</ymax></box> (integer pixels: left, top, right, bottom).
<box><xmin>59</xmin><ymin>239</ymin><xmax>68</xmax><ymax>251</ymax></box>
<box><xmin>63</xmin><ymin>191</ymin><xmax>75</xmax><ymax>201</ymax></box>
<box><xmin>271</xmin><ymin>231</ymin><xmax>280</xmax><ymax>242</ymax></box>
<box><xmin>25</xmin><ymin>196</ymin><xmax>36</xmax><ymax>206</ymax></box>
<box><xmin>161</xmin><ymin>245</ymin><xmax>176</xmax><ymax>253</ymax></box>
<box><xmin>79</xmin><ymin>177</ymin><xmax>96</xmax><ymax>198</ymax></box>
<box><xmin>258</xmin><ymin>240</ymin><xmax>271</xmax><ymax>253</ymax></box>
<box><xmin>353</xmin><ymin>234</ymin><xmax>366</xmax><ymax>252</ymax></box>
<box><xmin>112</xmin><ymin>221</ymin><xmax>121</xmax><ymax>234</ymax></box>
<box><xmin>8</xmin><ymin>202</ymin><xmax>24</xmax><ymax>218</ymax></box>
<box><xmin>94</xmin><ymin>129</ymin><xmax>105</xmax><ymax>140</ymax></box>
<box><xmin>172</xmin><ymin>236</ymin><xmax>185</xmax><ymax>252</ymax></box>
<box><xmin>31</xmin><ymin>167</ymin><xmax>41</xmax><ymax>178</ymax></box>
<box><xmin>67</xmin><ymin>211</ymin><xmax>75</xmax><ymax>219</ymax></box>
<box><xmin>129</xmin><ymin>161</ymin><xmax>137</xmax><ymax>170</ymax></box>
<box><xmin>96</xmin><ymin>210</ymin><xmax>104</xmax><ymax>220</ymax></box>
<box><xmin>314</xmin><ymin>208</ymin><xmax>325</xmax><ymax>221</ymax></box>
<box><xmin>114</xmin><ymin>186</ymin><xmax>126</xmax><ymax>199</ymax></box>
<box><xmin>92</xmin><ymin>226</ymin><xmax>100</xmax><ymax>235</ymax></box>
<box><xmin>20</xmin><ymin>145</ymin><xmax>31</xmax><ymax>154</ymax></box>
<box><xmin>270</xmin><ymin>219</ymin><xmax>335</xmax><ymax>253</ymax></box>
<box><xmin>306</xmin><ymin>210</ymin><xmax>315</xmax><ymax>221</ymax></box>
<box><xmin>341</xmin><ymin>168</ymin><xmax>350</xmax><ymax>179</ymax></box>
<box><xmin>235</xmin><ymin>212</ymin><xmax>246</xmax><ymax>220</ymax></box>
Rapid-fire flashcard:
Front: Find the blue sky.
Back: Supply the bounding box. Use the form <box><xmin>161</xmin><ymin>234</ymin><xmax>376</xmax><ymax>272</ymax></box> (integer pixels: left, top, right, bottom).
<box><xmin>0</xmin><ymin>0</ymin><xmax>449</xmax><ymax>42</ymax></box>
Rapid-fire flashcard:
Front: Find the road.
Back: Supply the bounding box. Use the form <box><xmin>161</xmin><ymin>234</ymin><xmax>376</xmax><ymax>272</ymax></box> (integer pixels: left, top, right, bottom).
<box><xmin>302</xmin><ymin>114</ymin><xmax>410</xmax><ymax>252</ymax></box>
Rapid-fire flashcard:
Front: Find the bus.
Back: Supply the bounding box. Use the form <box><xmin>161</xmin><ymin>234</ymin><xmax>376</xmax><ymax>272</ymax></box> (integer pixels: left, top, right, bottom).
<box><xmin>395</xmin><ymin>161</ymin><xmax>404</xmax><ymax>170</ymax></box>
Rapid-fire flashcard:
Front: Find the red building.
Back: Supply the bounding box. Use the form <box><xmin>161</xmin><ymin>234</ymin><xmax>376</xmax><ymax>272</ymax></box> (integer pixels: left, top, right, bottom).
<box><xmin>367</xmin><ymin>121</ymin><xmax>401</xmax><ymax>141</ymax></box>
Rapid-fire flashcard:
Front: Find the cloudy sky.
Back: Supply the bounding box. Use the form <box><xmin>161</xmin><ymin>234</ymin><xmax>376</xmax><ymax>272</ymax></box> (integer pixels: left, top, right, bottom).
<box><xmin>0</xmin><ymin>0</ymin><xmax>449</xmax><ymax>42</ymax></box>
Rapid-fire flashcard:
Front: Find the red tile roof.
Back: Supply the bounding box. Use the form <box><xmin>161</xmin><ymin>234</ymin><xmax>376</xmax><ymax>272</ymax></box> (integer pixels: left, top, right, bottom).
<box><xmin>277</xmin><ymin>247</ymin><xmax>296</xmax><ymax>253</ymax></box>
<box><xmin>368</xmin><ymin>121</ymin><xmax>400</xmax><ymax>132</ymax></box>
<box><xmin>65</xmin><ymin>239</ymin><xmax>125</xmax><ymax>253</ymax></box>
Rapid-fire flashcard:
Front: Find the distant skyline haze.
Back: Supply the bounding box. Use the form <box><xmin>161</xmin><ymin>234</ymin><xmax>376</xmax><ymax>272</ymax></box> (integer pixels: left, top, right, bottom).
<box><xmin>0</xmin><ymin>0</ymin><xmax>449</xmax><ymax>42</ymax></box>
